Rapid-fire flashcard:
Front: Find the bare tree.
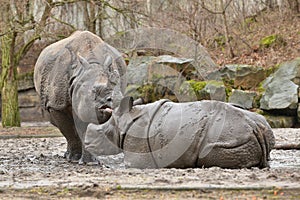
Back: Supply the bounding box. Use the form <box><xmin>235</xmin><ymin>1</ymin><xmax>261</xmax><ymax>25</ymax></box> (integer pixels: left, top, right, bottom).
<box><xmin>200</xmin><ymin>0</ymin><xmax>235</xmax><ymax>58</ymax></box>
<box><xmin>0</xmin><ymin>0</ymin><xmax>54</xmax><ymax>127</ymax></box>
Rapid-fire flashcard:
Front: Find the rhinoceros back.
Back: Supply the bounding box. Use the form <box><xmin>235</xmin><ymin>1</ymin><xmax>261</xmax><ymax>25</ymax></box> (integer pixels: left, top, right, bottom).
<box><xmin>34</xmin><ymin>31</ymin><xmax>114</xmax><ymax>110</ymax></box>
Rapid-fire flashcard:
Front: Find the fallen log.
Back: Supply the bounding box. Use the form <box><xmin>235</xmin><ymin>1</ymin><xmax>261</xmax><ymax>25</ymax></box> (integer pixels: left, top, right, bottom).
<box><xmin>274</xmin><ymin>144</ymin><xmax>300</xmax><ymax>150</ymax></box>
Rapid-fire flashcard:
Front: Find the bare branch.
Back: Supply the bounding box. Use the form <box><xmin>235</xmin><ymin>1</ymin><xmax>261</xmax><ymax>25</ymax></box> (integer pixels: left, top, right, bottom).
<box><xmin>50</xmin><ymin>16</ymin><xmax>77</xmax><ymax>31</ymax></box>
<box><xmin>200</xmin><ymin>0</ymin><xmax>234</xmax><ymax>15</ymax></box>
<box><xmin>15</xmin><ymin>34</ymin><xmax>41</xmax><ymax>66</ymax></box>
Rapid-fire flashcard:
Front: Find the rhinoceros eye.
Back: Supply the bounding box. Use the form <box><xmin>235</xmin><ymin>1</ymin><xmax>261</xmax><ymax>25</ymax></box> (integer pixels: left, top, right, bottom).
<box><xmin>106</xmin><ymin>97</ymin><xmax>112</xmax><ymax>102</ymax></box>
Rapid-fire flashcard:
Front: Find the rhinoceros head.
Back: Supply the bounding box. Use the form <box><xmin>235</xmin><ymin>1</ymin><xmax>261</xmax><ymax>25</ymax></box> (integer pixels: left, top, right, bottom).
<box><xmin>70</xmin><ymin>53</ymin><xmax>123</xmax><ymax>124</ymax></box>
<box><xmin>85</xmin><ymin>96</ymin><xmax>135</xmax><ymax>157</ymax></box>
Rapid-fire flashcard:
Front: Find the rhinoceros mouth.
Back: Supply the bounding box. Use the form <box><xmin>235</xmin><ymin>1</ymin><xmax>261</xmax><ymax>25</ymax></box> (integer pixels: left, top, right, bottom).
<box><xmin>96</xmin><ymin>105</ymin><xmax>113</xmax><ymax>124</ymax></box>
<box><xmin>98</xmin><ymin>105</ymin><xmax>113</xmax><ymax>113</ymax></box>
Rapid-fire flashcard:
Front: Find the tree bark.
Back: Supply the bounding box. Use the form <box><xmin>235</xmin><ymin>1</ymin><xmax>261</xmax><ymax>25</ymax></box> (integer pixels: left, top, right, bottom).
<box><xmin>287</xmin><ymin>0</ymin><xmax>299</xmax><ymax>14</ymax></box>
<box><xmin>220</xmin><ymin>0</ymin><xmax>234</xmax><ymax>58</ymax></box>
<box><xmin>1</xmin><ymin>32</ymin><xmax>21</xmax><ymax>127</ymax></box>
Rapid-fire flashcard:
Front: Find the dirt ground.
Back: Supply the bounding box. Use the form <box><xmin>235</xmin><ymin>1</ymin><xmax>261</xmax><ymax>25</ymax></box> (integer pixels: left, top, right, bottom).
<box><xmin>0</xmin><ymin>124</ymin><xmax>299</xmax><ymax>199</ymax></box>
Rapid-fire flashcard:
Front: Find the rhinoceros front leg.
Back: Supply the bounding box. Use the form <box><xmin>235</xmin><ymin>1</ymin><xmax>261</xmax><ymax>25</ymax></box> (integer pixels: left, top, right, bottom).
<box><xmin>72</xmin><ymin>114</ymin><xmax>99</xmax><ymax>165</ymax></box>
<box><xmin>49</xmin><ymin>108</ymin><xmax>82</xmax><ymax>162</ymax></box>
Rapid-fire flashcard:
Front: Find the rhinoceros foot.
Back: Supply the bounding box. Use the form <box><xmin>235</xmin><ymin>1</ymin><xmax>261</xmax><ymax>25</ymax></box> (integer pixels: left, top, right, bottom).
<box><xmin>78</xmin><ymin>150</ymin><xmax>99</xmax><ymax>165</ymax></box>
<box><xmin>64</xmin><ymin>151</ymin><xmax>81</xmax><ymax>162</ymax></box>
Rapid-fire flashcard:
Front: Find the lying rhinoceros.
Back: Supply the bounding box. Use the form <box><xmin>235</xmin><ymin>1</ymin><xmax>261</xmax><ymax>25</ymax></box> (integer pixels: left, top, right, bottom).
<box><xmin>85</xmin><ymin>97</ymin><xmax>275</xmax><ymax>169</ymax></box>
<box><xmin>34</xmin><ymin>31</ymin><xmax>126</xmax><ymax>163</ymax></box>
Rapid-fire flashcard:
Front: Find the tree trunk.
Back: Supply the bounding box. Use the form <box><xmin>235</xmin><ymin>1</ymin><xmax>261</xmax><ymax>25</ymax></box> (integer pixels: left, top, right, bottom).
<box><xmin>220</xmin><ymin>0</ymin><xmax>234</xmax><ymax>58</ymax></box>
<box><xmin>1</xmin><ymin>33</ymin><xmax>21</xmax><ymax>127</ymax></box>
<box><xmin>1</xmin><ymin>79</ymin><xmax>20</xmax><ymax>127</ymax></box>
<box><xmin>287</xmin><ymin>0</ymin><xmax>299</xmax><ymax>14</ymax></box>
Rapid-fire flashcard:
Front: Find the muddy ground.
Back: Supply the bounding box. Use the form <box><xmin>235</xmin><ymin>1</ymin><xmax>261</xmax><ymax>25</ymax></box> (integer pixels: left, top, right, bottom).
<box><xmin>0</xmin><ymin>124</ymin><xmax>299</xmax><ymax>199</ymax></box>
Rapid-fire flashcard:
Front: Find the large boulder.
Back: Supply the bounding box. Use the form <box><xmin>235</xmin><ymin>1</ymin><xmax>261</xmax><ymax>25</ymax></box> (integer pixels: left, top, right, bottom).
<box><xmin>179</xmin><ymin>80</ymin><xmax>226</xmax><ymax>102</ymax></box>
<box><xmin>229</xmin><ymin>89</ymin><xmax>257</xmax><ymax>109</ymax></box>
<box><xmin>199</xmin><ymin>81</ymin><xmax>227</xmax><ymax>102</ymax></box>
<box><xmin>260</xmin><ymin>58</ymin><xmax>300</xmax><ymax>111</ymax></box>
<box><xmin>207</xmin><ymin>64</ymin><xmax>266</xmax><ymax>90</ymax></box>
<box><xmin>125</xmin><ymin>55</ymin><xmax>198</xmax><ymax>102</ymax></box>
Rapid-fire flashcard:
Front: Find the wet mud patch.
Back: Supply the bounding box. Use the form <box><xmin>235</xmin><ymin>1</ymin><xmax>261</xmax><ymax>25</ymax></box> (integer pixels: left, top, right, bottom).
<box><xmin>1</xmin><ymin>187</ymin><xmax>300</xmax><ymax>199</ymax></box>
<box><xmin>0</xmin><ymin>126</ymin><xmax>300</xmax><ymax>198</ymax></box>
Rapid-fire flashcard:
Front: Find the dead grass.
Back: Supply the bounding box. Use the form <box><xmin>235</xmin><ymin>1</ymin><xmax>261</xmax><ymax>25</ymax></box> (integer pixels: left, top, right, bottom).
<box><xmin>208</xmin><ymin>11</ymin><xmax>300</xmax><ymax>68</ymax></box>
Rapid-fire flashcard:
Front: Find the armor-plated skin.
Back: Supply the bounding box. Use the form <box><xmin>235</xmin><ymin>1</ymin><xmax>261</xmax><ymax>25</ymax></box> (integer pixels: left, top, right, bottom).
<box><xmin>34</xmin><ymin>31</ymin><xmax>126</xmax><ymax>163</ymax></box>
<box><xmin>85</xmin><ymin>97</ymin><xmax>275</xmax><ymax>169</ymax></box>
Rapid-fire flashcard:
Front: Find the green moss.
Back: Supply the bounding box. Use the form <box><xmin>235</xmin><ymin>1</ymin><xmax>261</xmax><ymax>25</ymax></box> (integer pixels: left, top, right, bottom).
<box><xmin>259</xmin><ymin>34</ymin><xmax>286</xmax><ymax>48</ymax></box>
<box><xmin>179</xmin><ymin>80</ymin><xmax>207</xmax><ymax>100</ymax></box>
<box><xmin>222</xmin><ymin>77</ymin><xmax>235</xmax><ymax>89</ymax></box>
<box><xmin>255</xmin><ymin>109</ymin><xmax>264</xmax><ymax>115</ymax></box>
<box><xmin>152</xmin><ymin>73</ymin><xmax>164</xmax><ymax>81</ymax></box>
<box><xmin>206</xmin><ymin>80</ymin><xmax>224</xmax><ymax>87</ymax></box>
<box><xmin>223</xmin><ymin>87</ymin><xmax>232</xmax><ymax>102</ymax></box>
<box><xmin>137</xmin><ymin>84</ymin><xmax>156</xmax><ymax>102</ymax></box>
<box><xmin>116</xmin><ymin>185</ymin><xmax>122</xmax><ymax>190</ymax></box>
<box><xmin>256</xmin><ymin>82</ymin><xmax>265</xmax><ymax>93</ymax></box>
<box><xmin>187</xmin><ymin>80</ymin><xmax>207</xmax><ymax>91</ymax></box>
<box><xmin>253</xmin><ymin>93</ymin><xmax>262</xmax><ymax>108</ymax></box>
<box><xmin>17</xmin><ymin>71</ymin><xmax>34</xmax><ymax>80</ymax></box>
<box><xmin>265</xmin><ymin>64</ymin><xmax>280</xmax><ymax>77</ymax></box>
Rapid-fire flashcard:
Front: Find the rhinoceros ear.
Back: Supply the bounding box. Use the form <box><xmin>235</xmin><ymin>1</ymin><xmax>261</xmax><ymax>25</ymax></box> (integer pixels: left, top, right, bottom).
<box><xmin>104</xmin><ymin>55</ymin><xmax>113</xmax><ymax>71</ymax></box>
<box><xmin>117</xmin><ymin>96</ymin><xmax>134</xmax><ymax>114</ymax></box>
<box><xmin>77</xmin><ymin>55</ymin><xmax>90</xmax><ymax>69</ymax></box>
<box><xmin>103</xmin><ymin>55</ymin><xmax>119</xmax><ymax>88</ymax></box>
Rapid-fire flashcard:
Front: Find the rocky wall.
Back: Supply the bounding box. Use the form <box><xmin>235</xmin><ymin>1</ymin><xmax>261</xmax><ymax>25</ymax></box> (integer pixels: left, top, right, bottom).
<box><xmin>126</xmin><ymin>55</ymin><xmax>300</xmax><ymax>128</ymax></box>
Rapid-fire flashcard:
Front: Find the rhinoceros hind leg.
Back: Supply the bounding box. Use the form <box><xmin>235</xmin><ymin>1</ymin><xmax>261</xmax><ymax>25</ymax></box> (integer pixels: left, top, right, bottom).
<box><xmin>197</xmin><ymin>139</ymin><xmax>263</xmax><ymax>169</ymax></box>
<box><xmin>49</xmin><ymin>108</ymin><xmax>82</xmax><ymax>162</ymax></box>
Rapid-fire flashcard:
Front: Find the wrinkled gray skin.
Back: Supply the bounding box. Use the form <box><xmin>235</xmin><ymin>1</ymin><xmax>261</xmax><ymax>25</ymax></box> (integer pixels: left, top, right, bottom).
<box><xmin>34</xmin><ymin>31</ymin><xmax>126</xmax><ymax>164</ymax></box>
<box><xmin>85</xmin><ymin>97</ymin><xmax>275</xmax><ymax>169</ymax></box>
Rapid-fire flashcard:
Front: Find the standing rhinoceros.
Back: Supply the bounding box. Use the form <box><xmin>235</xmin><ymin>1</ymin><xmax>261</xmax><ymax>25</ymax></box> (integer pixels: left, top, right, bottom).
<box><xmin>34</xmin><ymin>31</ymin><xmax>126</xmax><ymax>164</ymax></box>
<box><xmin>85</xmin><ymin>97</ymin><xmax>275</xmax><ymax>169</ymax></box>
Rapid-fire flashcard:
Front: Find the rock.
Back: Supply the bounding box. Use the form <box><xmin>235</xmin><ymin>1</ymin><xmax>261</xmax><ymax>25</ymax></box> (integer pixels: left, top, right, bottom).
<box><xmin>107</xmin><ymin>27</ymin><xmax>218</xmax><ymax>78</ymax></box>
<box><xmin>263</xmin><ymin>115</ymin><xmax>295</xmax><ymax>128</ymax></box>
<box><xmin>207</xmin><ymin>64</ymin><xmax>266</xmax><ymax>90</ymax></box>
<box><xmin>200</xmin><ymin>81</ymin><xmax>226</xmax><ymax>102</ymax></box>
<box><xmin>156</xmin><ymin>55</ymin><xmax>194</xmax><ymax>65</ymax></box>
<box><xmin>179</xmin><ymin>80</ymin><xmax>226</xmax><ymax>102</ymax></box>
<box><xmin>125</xmin><ymin>85</ymin><xmax>141</xmax><ymax>100</ymax></box>
<box><xmin>126</xmin><ymin>56</ymin><xmax>155</xmax><ymax>85</ymax></box>
<box><xmin>178</xmin><ymin>81</ymin><xmax>199</xmax><ymax>102</ymax></box>
<box><xmin>260</xmin><ymin>58</ymin><xmax>300</xmax><ymax>111</ymax></box>
<box><xmin>126</xmin><ymin>55</ymin><xmax>195</xmax><ymax>84</ymax></box>
<box><xmin>126</xmin><ymin>55</ymin><xmax>200</xmax><ymax>102</ymax></box>
<box><xmin>229</xmin><ymin>89</ymin><xmax>257</xmax><ymax>109</ymax></box>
